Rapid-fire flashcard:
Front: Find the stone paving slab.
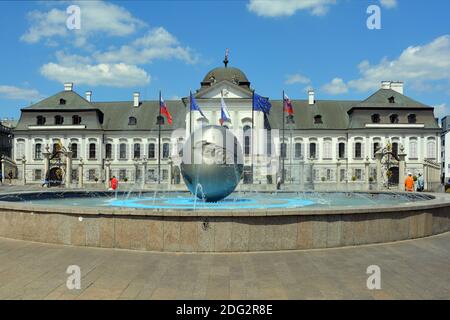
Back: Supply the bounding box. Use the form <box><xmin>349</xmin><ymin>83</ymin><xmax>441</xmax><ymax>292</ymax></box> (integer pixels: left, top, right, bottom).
<box><xmin>0</xmin><ymin>233</ymin><xmax>449</xmax><ymax>300</ymax></box>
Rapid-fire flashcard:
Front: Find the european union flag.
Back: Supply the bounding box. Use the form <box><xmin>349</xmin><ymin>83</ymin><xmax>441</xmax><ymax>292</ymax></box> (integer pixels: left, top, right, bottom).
<box><xmin>190</xmin><ymin>91</ymin><xmax>206</xmax><ymax>118</ymax></box>
<box><xmin>253</xmin><ymin>93</ymin><xmax>272</xmax><ymax>114</ymax></box>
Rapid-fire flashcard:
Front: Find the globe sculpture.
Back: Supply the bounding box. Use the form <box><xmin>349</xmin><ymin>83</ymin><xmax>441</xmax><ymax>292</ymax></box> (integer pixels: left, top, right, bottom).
<box><xmin>180</xmin><ymin>125</ymin><xmax>244</xmax><ymax>202</ymax></box>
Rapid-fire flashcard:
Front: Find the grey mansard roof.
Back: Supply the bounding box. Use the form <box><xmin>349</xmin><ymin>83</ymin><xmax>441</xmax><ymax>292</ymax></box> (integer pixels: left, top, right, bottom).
<box><xmin>14</xmin><ymin>87</ymin><xmax>440</xmax><ymax>133</ymax></box>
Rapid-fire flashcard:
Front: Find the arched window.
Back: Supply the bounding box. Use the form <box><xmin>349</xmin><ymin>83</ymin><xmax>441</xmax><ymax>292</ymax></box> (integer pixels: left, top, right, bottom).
<box><xmin>133</xmin><ymin>143</ymin><xmax>141</xmax><ymax>159</ymax></box>
<box><xmin>59</xmin><ymin>98</ymin><xmax>66</xmax><ymax>105</ymax></box>
<box><xmin>34</xmin><ymin>143</ymin><xmax>42</xmax><ymax>160</ymax></box>
<box><xmin>72</xmin><ymin>115</ymin><xmax>81</xmax><ymax>125</ymax></box>
<box><xmin>409</xmin><ymin>139</ymin><xmax>418</xmax><ymax>159</ymax></box>
<box><xmin>354</xmin><ymin>142</ymin><xmax>363</xmax><ymax>158</ymax></box>
<box><xmin>89</xmin><ymin>143</ymin><xmax>96</xmax><ymax>159</ymax></box>
<box><xmin>371</xmin><ymin>114</ymin><xmax>380</xmax><ymax>123</ymax></box>
<box><xmin>70</xmin><ymin>143</ymin><xmax>78</xmax><ymax>159</ymax></box>
<box><xmin>119</xmin><ymin>143</ymin><xmax>127</xmax><ymax>159</ymax></box>
<box><xmin>309</xmin><ymin>142</ymin><xmax>317</xmax><ymax>159</ymax></box>
<box><xmin>105</xmin><ymin>143</ymin><xmax>112</xmax><ymax>159</ymax></box>
<box><xmin>392</xmin><ymin>142</ymin><xmax>399</xmax><ymax>157</ymax></box>
<box><xmin>16</xmin><ymin>139</ymin><xmax>25</xmax><ymax>159</ymax></box>
<box><xmin>390</xmin><ymin>114</ymin><xmax>399</xmax><ymax>124</ymax></box>
<box><xmin>36</xmin><ymin>116</ymin><xmax>46</xmax><ymax>125</ymax></box>
<box><xmin>162</xmin><ymin>143</ymin><xmax>170</xmax><ymax>159</ymax></box>
<box><xmin>373</xmin><ymin>142</ymin><xmax>380</xmax><ymax>158</ymax></box>
<box><xmin>294</xmin><ymin>142</ymin><xmax>303</xmax><ymax>159</ymax></box>
<box><xmin>323</xmin><ymin>139</ymin><xmax>332</xmax><ymax>159</ymax></box>
<box><xmin>427</xmin><ymin>139</ymin><xmax>436</xmax><ymax>159</ymax></box>
<box><xmin>54</xmin><ymin>115</ymin><xmax>64</xmax><ymax>125</ymax></box>
<box><xmin>338</xmin><ymin>142</ymin><xmax>346</xmax><ymax>159</ymax></box>
<box><xmin>408</xmin><ymin>114</ymin><xmax>417</xmax><ymax>124</ymax></box>
<box><xmin>388</xmin><ymin>96</ymin><xmax>395</xmax><ymax>104</ymax></box>
<box><xmin>243</xmin><ymin>125</ymin><xmax>251</xmax><ymax>156</ymax></box>
<box><xmin>128</xmin><ymin>117</ymin><xmax>137</xmax><ymax>125</ymax></box>
<box><xmin>148</xmin><ymin>143</ymin><xmax>155</xmax><ymax>159</ymax></box>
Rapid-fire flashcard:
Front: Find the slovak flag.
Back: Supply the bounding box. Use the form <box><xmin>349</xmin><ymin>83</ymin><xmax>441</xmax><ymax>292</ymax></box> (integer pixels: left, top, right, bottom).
<box><xmin>160</xmin><ymin>94</ymin><xmax>172</xmax><ymax>125</ymax></box>
<box><xmin>283</xmin><ymin>93</ymin><xmax>294</xmax><ymax>115</ymax></box>
<box><xmin>220</xmin><ymin>96</ymin><xmax>231</xmax><ymax>126</ymax></box>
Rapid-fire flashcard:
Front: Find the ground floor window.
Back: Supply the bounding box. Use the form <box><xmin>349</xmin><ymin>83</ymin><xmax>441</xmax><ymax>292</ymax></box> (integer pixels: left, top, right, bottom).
<box><xmin>162</xmin><ymin>169</ymin><xmax>168</xmax><ymax>181</ymax></box>
<box><xmin>71</xmin><ymin>169</ymin><xmax>78</xmax><ymax>181</ymax></box>
<box><xmin>340</xmin><ymin>169</ymin><xmax>346</xmax><ymax>182</ymax></box>
<box><xmin>34</xmin><ymin>169</ymin><xmax>42</xmax><ymax>181</ymax></box>
<box><xmin>119</xmin><ymin>169</ymin><xmax>127</xmax><ymax>181</ymax></box>
<box><xmin>148</xmin><ymin>169</ymin><xmax>156</xmax><ymax>181</ymax></box>
<box><xmin>354</xmin><ymin>168</ymin><xmax>362</xmax><ymax>181</ymax></box>
<box><xmin>88</xmin><ymin>169</ymin><xmax>96</xmax><ymax>181</ymax></box>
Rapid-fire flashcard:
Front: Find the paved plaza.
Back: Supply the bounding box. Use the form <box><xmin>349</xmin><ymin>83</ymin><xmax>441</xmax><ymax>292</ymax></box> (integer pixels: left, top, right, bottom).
<box><xmin>0</xmin><ymin>232</ymin><xmax>448</xmax><ymax>300</ymax></box>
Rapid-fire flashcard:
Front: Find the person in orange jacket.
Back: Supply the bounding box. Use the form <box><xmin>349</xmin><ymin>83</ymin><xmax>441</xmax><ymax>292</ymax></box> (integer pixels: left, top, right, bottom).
<box><xmin>404</xmin><ymin>172</ymin><xmax>415</xmax><ymax>192</ymax></box>
<box><xmin>110</xmin><ymin>176</ymin><xmax>118</xmax><ymax>191</ymax></box>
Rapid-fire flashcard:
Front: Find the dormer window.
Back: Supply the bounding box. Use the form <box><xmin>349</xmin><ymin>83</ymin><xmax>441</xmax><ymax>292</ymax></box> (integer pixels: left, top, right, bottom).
<box><xmin>389</xmin><ymin>114</ymin><xmax>399</xmax><ymax>124</ymax></box>
<box><xmin>371</xmin><ymin>114</ymin><xmax>380</xmax><ymax>123</ymax></box>
<box><xmin>128</xmin><ymin>116</ymin><xmax>137</xmax><ymax>125</ymax></box>
<box><xmin>408</xmin><ymin>114</ymin><xmax>417</xmax><ymax>124</ymax></box>
<box><xmin>314</xmin><ymin>115</ymin><xmax>323</xmax><ymax>124</ymax></box>
<box><xmin>36</xmin><ymin>116</ymin><xmax>46</xmax><ymax>125</ymax></box>
<box><xmin>59</xmin><ymin>98</ymin><xmax>66</xmax><ymax>105</ymax></box>
<box><xmin>54</xmin><ymin>115</ymin><xmax>64</xmax><ymax>125</ymax></box>
<box><xmin>388</xmin><ymin>96</ymin><xmax>395</xmax><ymax>104</ymax></box>
<box><xmin>72</xmin><ymin>115</ymin><xmax>81</xmax><ymax>125</ymax></box>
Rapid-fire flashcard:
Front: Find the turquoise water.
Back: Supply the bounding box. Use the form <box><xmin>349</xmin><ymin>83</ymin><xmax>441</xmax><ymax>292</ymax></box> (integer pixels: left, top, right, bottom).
<box><xmin>14</xmin><ymin>192</ymin><xmax>431</xmax><ymax>210</ymax></box>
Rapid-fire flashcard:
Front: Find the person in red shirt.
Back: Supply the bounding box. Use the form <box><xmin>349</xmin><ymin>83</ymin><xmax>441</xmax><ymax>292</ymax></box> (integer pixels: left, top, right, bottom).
<box><xmin>110</xmin><ymin>176</ymin><xmax>118</xmax><ymax>191</ymax></box>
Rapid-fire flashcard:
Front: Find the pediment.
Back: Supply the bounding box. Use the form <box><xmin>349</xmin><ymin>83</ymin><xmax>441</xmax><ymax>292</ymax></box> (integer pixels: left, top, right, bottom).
<box><xmin>196</xmin><ymin>80</ymin><xmax>252</xmax><ymax>99</ymax></box>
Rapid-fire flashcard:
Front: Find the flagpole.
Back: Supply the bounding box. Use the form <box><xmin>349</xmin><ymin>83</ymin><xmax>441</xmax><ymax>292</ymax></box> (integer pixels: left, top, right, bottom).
<box><xmin>189</xmin><ymin>90</ymin><xmax>193</xmax><ymax>165</ymax></box>
<box><xmin>282</xmin><ymin>90</ymin><xmax>285</xmax><ymax>184</ymax></box>
<box><xmin>251</xmin><ymin>90</ymin><xmax>254</xmax><ymax>184</ymax></box>
<box><xmin>158</xmin><ymin>90</ymin><xmax>161</xmax><ymax>184</ymax></box>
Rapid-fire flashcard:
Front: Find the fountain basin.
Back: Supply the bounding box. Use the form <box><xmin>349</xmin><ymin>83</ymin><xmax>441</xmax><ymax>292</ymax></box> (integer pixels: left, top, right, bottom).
<box><xmin>0</xmin><ymin>191</ymin><xmax>449</xmax><ymax>252</ymax></box>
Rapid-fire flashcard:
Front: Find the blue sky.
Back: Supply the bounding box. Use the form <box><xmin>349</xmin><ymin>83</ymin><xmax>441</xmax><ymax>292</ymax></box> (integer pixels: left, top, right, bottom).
<box><xmin>0</xmin><ymin>0</ymin><xmax>449</xmax><ymax>119</ymax></box>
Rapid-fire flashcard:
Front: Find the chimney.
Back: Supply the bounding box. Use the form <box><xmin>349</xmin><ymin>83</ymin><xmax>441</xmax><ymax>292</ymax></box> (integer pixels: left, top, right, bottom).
<box><xmin>133</xmin><ymin>92</ymin><xmax>140</xmax><ymax>107</ymax></box>
<box><xmin>308</xmin><ymin>89</ymin><xmax>315</xmax><ymax>105</ymax></box>
<box><xmin>390</xmin><ymin>81</ymin><xmax>404</xmax><ymax>95</ymax></box>
<box><xmin>64</xmin><ymin>82</ymin><xmax>73</xmax><ymax>91</ymax></box>
<box><xmin>85</xmin><ymin>91</ymin><xmax>92</xmax><ymax>102</ymax></box>
<box><xmin>381</xmin><ymin>81</ymin><xmax>391</xmax><ymax>90</ymax></box>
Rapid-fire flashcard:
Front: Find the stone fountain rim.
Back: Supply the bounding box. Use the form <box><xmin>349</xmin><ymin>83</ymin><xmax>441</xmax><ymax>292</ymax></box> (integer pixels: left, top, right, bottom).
<box><xmin>0</xmin><ymin>190</ymin><xmax>448</xmax><ymax>218</ymax></box>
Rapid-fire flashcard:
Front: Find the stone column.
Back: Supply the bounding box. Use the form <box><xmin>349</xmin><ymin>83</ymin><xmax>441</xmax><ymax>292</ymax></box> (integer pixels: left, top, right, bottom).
<box><xmin>21</xmin><ymin>156</ymin><xmax>26</xmax><ymax>185</ymax></box>
<box><xmin>1</xmin><ymin>156</ymin><xmax>5</xmax><ymax>183</ymax></box>
<box><xmin>141</xmin><ymin>158</ymin><xmax>147</xmax><ymax>187</ymax></box>
<box><xmin>398</xmin><ymin>152</ymin><xmax>407</xmax><ymax>191</ymax></box>
<box><xmin>364</xmin><ymin>157</ymin><xmax>370</xmax><ymax>191</ymax></box>
<box><xmin>168</xmin><ymin>158</ymin><xmax>173</xmax><ymax>185</ymax></box>
<box><xmin>43</xmin><ymin>146</ymin><xmax>51</xmax><ymax>181</ymax></box>
<box><xmin>336</xmin><ymin>160</ymin><xmax>341</xmax><ymax>190</ymax></box>
<box><xmin>65</xmin><ymin>150</ymin><xmax>72</xmax><ymax>188</ymax></box>
<box><xmin>104</xmin><ymin>159</ymin><xmax>111</xmax><ymax>189</ymax></box>
<box><xmin>375</xmin><ymin>150</ymin><xmax>383</xmax><ymax>190</ymax></box>
<box><xmin>78</xmin><ymin>158</ymin><xmax>84</xmax><ymax>188</ymax></box>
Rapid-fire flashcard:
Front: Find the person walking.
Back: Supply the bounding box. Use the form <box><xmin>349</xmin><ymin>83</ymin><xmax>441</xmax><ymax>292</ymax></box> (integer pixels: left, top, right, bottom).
<box><xmin>404</xmin><ymin>172</ymin><xmax>415</xmax><ymax>192</ymax></box>
<box><xmin>417</xmin><ymin>173</ymin><xmax>424</xmax><ymax>192</ymax></box>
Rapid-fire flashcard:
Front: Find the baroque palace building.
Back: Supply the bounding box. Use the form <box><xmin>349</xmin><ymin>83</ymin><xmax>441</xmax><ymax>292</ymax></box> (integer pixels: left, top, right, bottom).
<box><xmin>12</xmin><ymin>63</ymin><xmax>442</xmax><ymax>190</ymax></box>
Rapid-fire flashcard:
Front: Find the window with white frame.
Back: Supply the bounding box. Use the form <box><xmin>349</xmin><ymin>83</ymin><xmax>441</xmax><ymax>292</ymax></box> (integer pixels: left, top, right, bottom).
<box><xmin>34</xmin><ymin>142</ymin><xmax>42</xmax><ymax>160</ymax></box>
<box><xmin>294</xmin><ymin>142</ymin><xmax>302</xmax><ymax>159</ymax></box>
<box><xmin>426</xmin><ymin>139</ymin><xmax>436</xmax><ymax>159</ymax></box>
<box><xmin>323</xmin><ymin>139</ymin><xmax>332</xmax><ymax>159</ymax></box>
<box><xmin>409</xmin><ymin>139</ymin><xmax>418</xmax><ymax>159</ymax></box>
<box><xmin>16</xmin><ymin>139</ymin><xmax>25</xmax><ymax>159</ymax></box>
<box><xmin>119</xmin><ymin>143</ymin><xmax>127</xmax><ymax>159</ymax></box>
<box><xmin>162</xmin><ymin>142</ymin><xmax>170</xmax><ymax>159</ymax></box>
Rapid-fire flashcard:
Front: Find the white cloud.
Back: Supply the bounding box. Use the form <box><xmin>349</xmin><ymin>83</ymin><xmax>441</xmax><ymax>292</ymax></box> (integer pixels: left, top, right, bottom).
<box><xmin>433</xmin><ymin>103</ymin><xmax>449</xmax><ymax>120</ymax></box>
<box><xmin>21</xmin><ymin>1</ymin><xmax>146</xmax><ymax>44</ymax></box>
<box><xmin>321</xmin><ymin>78</ymin><xmax>348</xmax><ymax>94</ymax></box>
<box><xmin>247</xmin><ymin>0</ymin><xmax>337</xmax><ymax>17</ymax></box>
<box><xmin>327</xmin><ymin>35</ymin><xmax>450</xmax><ymax>93</ymax></box>
<box><xmin>0</xmin><ymin>85</ymin><xmax>43</xmax><ymax>101</ymax></box>
<box><xmin>40</xmin><ymin>52</ymin><xmax>150</xmax><ymax>87</ymax></box>
<box><xmin>380</xmin><ymin>0</ymin><xmax>397</xmax><ymax>9</ymax></box>
<box><xmin>94</xmin><ymin>27</ymin><xmax>199</xmax><ymax>65</ymax></box>
<box><xmin>285</xmin><ymin>73</ymin><xmax>311</xmax><ymax>85</ymax></box>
